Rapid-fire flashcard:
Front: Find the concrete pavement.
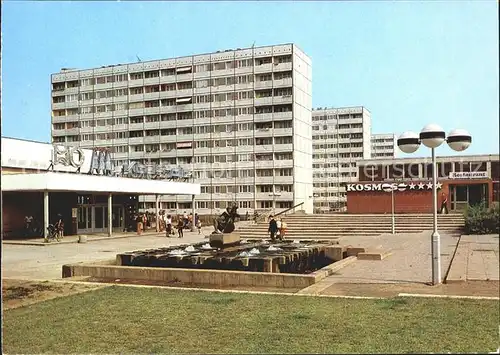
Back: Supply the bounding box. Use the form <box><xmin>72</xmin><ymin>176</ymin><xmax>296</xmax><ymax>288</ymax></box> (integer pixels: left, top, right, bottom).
<box><xmin>1</xmin><ymin>221</ymin><xmax>257</xmax><ymax>280</ymax></box>
<box><xmin>446</xmin><ymin>234</ymin><xmax>499</xmax><ymax>283</ymax></box>
<box><xmin>299</xmin><ymin>231</ymin><xmax>461</xmax><ymax>295</ymax></box>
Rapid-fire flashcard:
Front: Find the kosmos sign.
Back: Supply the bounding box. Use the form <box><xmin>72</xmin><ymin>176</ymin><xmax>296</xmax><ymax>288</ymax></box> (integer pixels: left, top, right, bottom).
<box><xmin>346</xmin><ymin>182</ymin><xmax>443</xmax><ymax>193</ymax></box>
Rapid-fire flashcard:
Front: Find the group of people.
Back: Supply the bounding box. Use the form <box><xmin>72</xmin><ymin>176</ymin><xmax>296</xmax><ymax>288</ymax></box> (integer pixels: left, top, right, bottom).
<box><xmin>135</xmin><ymin>210</ymin><xmax>202</xmax><ymax>238</ymax></box>
<box><xmin>24</xmin><ymin>214</ymin><xmax>64</xmax><ymax>240</ymax></box>
<box><xmin>268</xmin><ymin>215</ymin><xmax>287</xmax><ymax>241</ymax></box>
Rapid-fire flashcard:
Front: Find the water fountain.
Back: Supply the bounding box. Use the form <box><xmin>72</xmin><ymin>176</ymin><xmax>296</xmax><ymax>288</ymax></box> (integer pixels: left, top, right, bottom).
<box><xmin>116</xmin><ymin>239</ymin><xmax>337</xmax><ymax>274</ymax></box>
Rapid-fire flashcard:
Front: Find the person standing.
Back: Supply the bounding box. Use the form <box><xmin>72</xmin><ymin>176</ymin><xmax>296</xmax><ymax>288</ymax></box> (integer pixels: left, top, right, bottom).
<box><xmin>268</xmin><ymin>215</ymin><xmax>278</xmax><ymax>242</ymax></box>
<box><xmin>279</xmin><ymin>218</ymin><xmax>287</xmax><ymax>240</ymax></box>
<box><xmin>177</xmin><ymin>216</ymin><xmax>184</xmax><ymax>238</ymax></box>
<box><xmin>440</xmin><ymin>192</ymin><xmax>449</xmax><ymax>214</ymax></box>
<box><xmin>142</xmin><ymin>214</ymin><xmax>148</xmax><ymax>232</ymax></box>
<box><xmin>54</xmin><ymin>214</ymin><xmax>64</xmax><ymax>239</ymax></box>
<box><xmin>195</xmin><ymin>213</ymin><xmax>202</xmax><ymax>234</ymax></box>
<box><xmin>165</xmin><ymin>214</ymin><xmax>173</xmax><ymax>237</ymax></box>
<box><xmin>136</xmin><ymin>214</ymin><xmax>143</xmax><ymax>235</ymax></box>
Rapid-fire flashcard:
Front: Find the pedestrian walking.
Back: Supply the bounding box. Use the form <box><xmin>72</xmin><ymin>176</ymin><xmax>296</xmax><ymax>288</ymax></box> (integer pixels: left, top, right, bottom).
<box><xmin>268</xmin><ymin>215</ymin><xmax>278</xmax><ymax>242</ymax></box>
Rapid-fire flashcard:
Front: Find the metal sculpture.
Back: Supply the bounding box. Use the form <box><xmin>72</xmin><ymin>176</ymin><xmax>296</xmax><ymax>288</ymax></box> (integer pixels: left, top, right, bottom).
<box><xmin>213</xmin><ymin>205</ymin><xmax>240</xmax><ymax>234</ymax></box>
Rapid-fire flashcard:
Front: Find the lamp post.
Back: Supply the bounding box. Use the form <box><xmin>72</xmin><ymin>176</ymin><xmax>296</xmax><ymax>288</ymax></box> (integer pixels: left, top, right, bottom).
<box><xmin>391</xmin><ymin>186</ymin><xmax>395</xmax><ymax>234</ymax></box>
<box><xmin>397</xmin><ymin>125</ymin><xmax>472</xmax><ymax>285</ymax></box>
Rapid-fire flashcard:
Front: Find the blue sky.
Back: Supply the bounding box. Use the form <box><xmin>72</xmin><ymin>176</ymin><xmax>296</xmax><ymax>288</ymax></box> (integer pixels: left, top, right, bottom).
<box><xmin>2</xmin><ymin>1</ymin><xmax>498</xmax><ymax>156</ymax></box>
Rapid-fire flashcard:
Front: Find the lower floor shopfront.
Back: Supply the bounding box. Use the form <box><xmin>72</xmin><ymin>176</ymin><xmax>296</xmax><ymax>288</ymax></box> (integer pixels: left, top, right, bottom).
<box><xmin>2</xmin><ymin>172</ymin><xmax>200</xmax><ymax>239</ymax></box>
<box><xmin>346</xmin><ymin>178</ymin><xmax>497</xmax><ymax>214</ymax></box>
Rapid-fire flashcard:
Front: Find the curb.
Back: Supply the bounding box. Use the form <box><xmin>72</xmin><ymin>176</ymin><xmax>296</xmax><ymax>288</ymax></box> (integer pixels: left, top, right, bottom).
<box><xmin>398</xmin><ymin>293</ymin><xmax>499</xmax><ymax>301</ymax></box>
<box><xmin>3</xmin><ymin>277</ymin><xmax>384</xmax><ymax>300</ymax></box>
<box><xmin>2</xmin><ymin>230</ymin><xmax>213</xmax><ymax>247</ymax></box>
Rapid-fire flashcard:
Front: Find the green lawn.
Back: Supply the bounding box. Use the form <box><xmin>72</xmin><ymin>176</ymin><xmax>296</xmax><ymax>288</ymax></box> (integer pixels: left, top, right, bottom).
<box><xmin>3</xmin><ymin>286</ymin><xmax>499</xmax><ymax>354</ymax></box>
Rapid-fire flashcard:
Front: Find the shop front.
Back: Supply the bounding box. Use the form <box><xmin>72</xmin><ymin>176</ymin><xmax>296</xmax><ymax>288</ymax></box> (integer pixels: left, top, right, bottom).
<box><xmin>348</xmin><ymin>154</ymin><xmax>499</xmax><ymax>214</ymax></box>
<box><xmin>347</xmin><ymin>170</ymin><xmax>496</xmax><ymax>214</ymax></box>
<box><xmin>1</xmin><ymin>137</ymin><xmax>200</xmax><ymax>239</ymax></box>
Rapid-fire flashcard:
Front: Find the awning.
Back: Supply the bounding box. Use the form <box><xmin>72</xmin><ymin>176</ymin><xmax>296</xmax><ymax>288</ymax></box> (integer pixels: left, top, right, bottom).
<box><xmin>176</xmin><ymin>66</ymin><xmax>192</xmax><ymax>73</ymax></box>
<box><xmin>1</xmin><ymin>172</ymin><xmax>200</xmax><ymax>195</ymax></box>
<box><xmin>176</xmin><ymin>97</ymin><xmax>192</xmax><ymax>103</ymax></box>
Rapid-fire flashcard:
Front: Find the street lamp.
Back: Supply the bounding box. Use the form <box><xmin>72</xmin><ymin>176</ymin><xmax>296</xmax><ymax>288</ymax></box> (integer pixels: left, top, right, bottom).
<box><xmin>397</xmin><ymin>125</ymin><xmax>472</xmax><ymax>285</ymax></box>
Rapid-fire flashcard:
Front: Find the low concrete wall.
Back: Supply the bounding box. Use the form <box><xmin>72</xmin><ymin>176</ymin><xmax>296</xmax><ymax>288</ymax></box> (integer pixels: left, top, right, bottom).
<box><xmin>62</xmin><ymin>262</ymin><xmax>318</xmax><ymax>289</ymax></box>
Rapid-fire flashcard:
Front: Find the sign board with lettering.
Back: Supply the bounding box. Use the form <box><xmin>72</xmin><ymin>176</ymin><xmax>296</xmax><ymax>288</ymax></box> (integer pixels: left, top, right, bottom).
<box><xmin>119</xmin><ymin>161</ymin><xmax>192</xmax><ymax>181</ymax></box>
<box><xmin>1</xmin><ymin>137</ymin><xmax>94</xmax><ymax>173</ymax></box>
<box><xmin>449</xmin><ymin>172</ymin><xmax>488</xmax><ymax>179</ymax></box>
<box><xmin>346</xmin><ymin>181</ymin><xmax>442</xmax><ymax>193</ymax></box>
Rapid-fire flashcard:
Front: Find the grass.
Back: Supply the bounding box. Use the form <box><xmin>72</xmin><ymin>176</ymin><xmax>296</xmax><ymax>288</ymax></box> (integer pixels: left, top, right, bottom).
<box><xmin>3</xmin><ymin>286</ymin><xmax>499</xmax><ymax>354</ymax></box>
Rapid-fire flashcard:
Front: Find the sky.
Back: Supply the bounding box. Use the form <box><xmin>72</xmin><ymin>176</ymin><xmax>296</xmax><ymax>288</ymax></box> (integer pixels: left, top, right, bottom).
<box><xmin>1</xmin><ymin>0</ymin><xmax>498</xmax><ymax>157</ymax></box>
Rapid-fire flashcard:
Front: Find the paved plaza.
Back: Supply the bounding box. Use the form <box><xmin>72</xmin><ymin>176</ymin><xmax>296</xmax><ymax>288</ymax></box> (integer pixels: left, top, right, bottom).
<box><xmin>2</xmin><ymin>222</ymin><xmax>498</xmax><ymax>298</ymax></box>
<box><xmin>2</xmin><ymin>229</ymin><xmax>209</xmax><ymax>280</ymax></box>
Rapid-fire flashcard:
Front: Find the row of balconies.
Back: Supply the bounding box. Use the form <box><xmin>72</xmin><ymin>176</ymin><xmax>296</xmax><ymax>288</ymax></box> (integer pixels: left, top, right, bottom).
<box><xmin>54</xmin><ymin>96</ymin><xmax>293</xmax><ymax>112</ymax></box>
<box><xmin>51</xmin><ymin>108</ymin><xmax>294</xmax><ymax>123</ymax></box>
<box><xmin>52</xmin><ymin>63</ymin><xmax>294</xmax><ymax>92</ymax></box>
<box><xmin>51</xmin><ymin>78</ymin><xmax>294</xmax><ymax>107</ymax></box>
<box><xmin>61</xmin><ymin>126</ymin><xmax>294</xmax><ymax>138</ymax></box>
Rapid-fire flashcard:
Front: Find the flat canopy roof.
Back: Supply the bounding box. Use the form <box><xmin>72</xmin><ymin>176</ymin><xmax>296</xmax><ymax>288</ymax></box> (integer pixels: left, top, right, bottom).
<box><xmin>1</xmin><ymin>172</ymin><xmax>200</xmax><ymax>195</ymax></box>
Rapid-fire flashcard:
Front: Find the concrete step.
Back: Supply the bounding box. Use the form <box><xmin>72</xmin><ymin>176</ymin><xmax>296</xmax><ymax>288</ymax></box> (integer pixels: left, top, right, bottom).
<box><xmin>283</xmin><ymin>218</ymin><xmax>465</xmax><ymax>223</ymax></box>
<box><xmin>279</xmin><ymin>217</ymin><xmax>464</xmax><ymax>220</ymax></box>
<box><xmin>285</xmin><ymin>213</ymin><xmax>463</xmax><ymax>217</ymax></box>
<box><xmin>250</xmin><ymin>223</ymin><xmax>465</xmax><ymax>227</ymax></box>
<box><xmin>239</xmin><ymin>226</ymin><xmax>463</xmax><ymax>231</ymax></box>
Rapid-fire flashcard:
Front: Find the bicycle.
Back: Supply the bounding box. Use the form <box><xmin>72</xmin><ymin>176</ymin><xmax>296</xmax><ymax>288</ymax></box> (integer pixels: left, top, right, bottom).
<box><xmin>44</xmin><ymin>224</ymin><xmax>61</xmax><ymax>243</ymax></box>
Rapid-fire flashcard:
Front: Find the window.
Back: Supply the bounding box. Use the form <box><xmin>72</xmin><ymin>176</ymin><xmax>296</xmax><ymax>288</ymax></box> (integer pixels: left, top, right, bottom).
<box><xmin>144</xmin><ymin>70</ymin><xmax>159</xmax><ymax>78</ymax></box>
<box><xmin>80</xmin><ymin>106</ymin><xmax>94</xmax><ymax>114</ymax></box>
<box><xmin>145</xmin><ymin>85</ymin><xmax>160</xmax><ymax>93</ymax></box>
<box><xmin>276</xmin><ymin>168</ymin><xmax>293</xmax><ymax>176</ymax></box>
<box><xmin>195</xmin><ymin>80</ymin><xmax>209</xmax><ymax>88</ymax></box>
<box><xmin>130</xmin><ymin>87</ymin><xmax>143</xmax><ymax>95</ymax></box>
<box><xmin>80</xmin><ymin>78</ymin><xmax>94</xmax><ymax>86</ymax></box>
<box><xmin>80</xmin><ymin>92</ymin><xmax>93</xmax><ymax>101</ymax></box>
<box><xmin>53</xmin><ymin>96</ymin><xmax>65</xmax><ymax>103</ymax></box>
<box><xmin>129</xmin><ymin>102</ymin><xmax>144</xmax><ymax>109</ymax></box>
<box><xmin>130</xmin><ymin>72</ymin><xmax>143</xmax><ymax>80</ymax></box>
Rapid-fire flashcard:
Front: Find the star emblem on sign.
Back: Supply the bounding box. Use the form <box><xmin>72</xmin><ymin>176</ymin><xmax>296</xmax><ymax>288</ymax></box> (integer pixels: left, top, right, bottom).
<box><xmin>426</xmin><ymin>182</ymin><xmax>433</xmax><ymax>189</ymax></box>
<box><xmin>435</xmin><ymin>182</ymin><xmax>443</xmax><ymax>190</ymax></box>
<box><xmin>418</xmin><ymin>183</ymin><xmax>425</xmax><ymax>189</ymax></box>
<box><xmin>409</xmin><ymin>183</ymin><xmax>416</xmax><ymax>190</ymax></box>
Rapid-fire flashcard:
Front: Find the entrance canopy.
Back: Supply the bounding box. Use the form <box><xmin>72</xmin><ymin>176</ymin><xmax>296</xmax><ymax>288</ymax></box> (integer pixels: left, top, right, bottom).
<box><xmin>1</xmin><ymin>172</ymin><xmax>200</xmax><ymax>195</ymax></box>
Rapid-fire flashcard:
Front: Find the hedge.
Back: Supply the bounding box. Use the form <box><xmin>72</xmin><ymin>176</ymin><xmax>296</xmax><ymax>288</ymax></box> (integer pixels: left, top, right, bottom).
<box><xmin>463</xmin><ymin>202</ymin><xmax>499</xmax><ymax>235</ymax></box>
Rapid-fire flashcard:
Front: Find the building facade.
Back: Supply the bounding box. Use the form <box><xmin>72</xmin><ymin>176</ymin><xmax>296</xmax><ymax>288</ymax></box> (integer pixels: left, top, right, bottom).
<box><xmin>346</xmin><ymin>154</ymin><xmax>499</xmax><ymax>213</ymax></box>
<box><xmin>311</xmin><ymin>106</ymin><xmax>372</xmax><ymax>213</ymax></box>
<box><xmin>1</xmin><ymin>137</ymin><xmax>199</xmax><ymax>238</ymax></box>
<box><xmin>371</xmin><ymin>133</ymin><xmax>396</xmax><ymax>159</ymax></box>
<box><xmin>50</xmin><ymin>43</ymin><xmax>313</xmax><ymax>216</ymax></box>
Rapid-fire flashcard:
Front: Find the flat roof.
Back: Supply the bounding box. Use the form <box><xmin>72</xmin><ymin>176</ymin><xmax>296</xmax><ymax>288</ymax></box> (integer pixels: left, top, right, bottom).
<box><xmin>1</xmin><ymin>172</ymin><xmax>200</xmax><ymax>195</ymax></box>
<box><xmin>358</xmin><ymin>154</ymin><xmax>499</xmax><ymax>166</ymax></box>
<box><xmin>52</xmin><ymin>43</ymin><xmax>303</xmax><ymax>75</ymax></box>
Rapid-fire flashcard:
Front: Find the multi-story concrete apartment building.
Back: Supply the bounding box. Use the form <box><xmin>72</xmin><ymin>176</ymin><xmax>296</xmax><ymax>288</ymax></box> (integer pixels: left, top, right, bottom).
<box><xmin>50</xmin><ymin>43</ymin><xmax>313</xmax><ymax>216</ymax></box>
<box><xmin>371</xmin><ymin>133</ymin><xmax>397</xmax><ymax>159</ymax></box>
<box><xmin>311</xmin><ymin>106</ymin><xmax>371</xmax><ymax>213</ymax></box>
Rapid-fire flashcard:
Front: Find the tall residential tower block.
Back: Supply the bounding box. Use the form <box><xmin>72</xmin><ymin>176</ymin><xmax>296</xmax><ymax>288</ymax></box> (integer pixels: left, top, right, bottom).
<box><xmin>50</xmin><ymin>44</ymin><xmax>313</xmax><ymax>215</ymax></box>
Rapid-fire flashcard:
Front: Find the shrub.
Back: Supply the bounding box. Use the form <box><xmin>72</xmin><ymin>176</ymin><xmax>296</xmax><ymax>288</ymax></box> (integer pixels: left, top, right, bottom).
<box><xmin>464</xmin><ymin>202</ymin><xmax>499</xmax><ymax>235</ymax></box>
